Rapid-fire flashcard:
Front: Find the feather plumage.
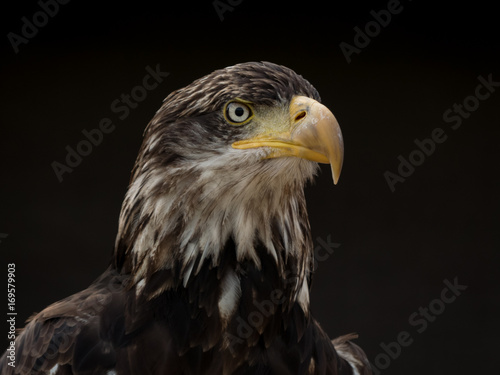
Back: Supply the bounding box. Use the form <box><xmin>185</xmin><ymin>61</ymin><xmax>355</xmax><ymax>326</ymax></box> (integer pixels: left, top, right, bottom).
<box><xmin>1</xmin><ymin>62</ymin><xmax>370</xmax><ymax>375</ymax></box>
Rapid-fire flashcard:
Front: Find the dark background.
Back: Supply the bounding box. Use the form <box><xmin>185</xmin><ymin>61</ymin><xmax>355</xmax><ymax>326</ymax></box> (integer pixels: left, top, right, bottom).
<box><xmin>1</xmin><ymin>0</ymin><xmax>498</xmax><ymax>373</ymax></box>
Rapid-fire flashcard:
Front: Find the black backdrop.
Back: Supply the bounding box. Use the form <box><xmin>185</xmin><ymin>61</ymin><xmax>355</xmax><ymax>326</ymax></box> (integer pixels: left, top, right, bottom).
<box><xmin>1</xmin><ymin>1</ymin><xmax>498</xmax><ymax>373</ymax></box>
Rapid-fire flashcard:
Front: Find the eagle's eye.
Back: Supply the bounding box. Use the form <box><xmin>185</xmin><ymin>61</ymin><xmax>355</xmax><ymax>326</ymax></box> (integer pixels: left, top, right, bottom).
<box><xmin>224</xmin><ymin>101</ymin><xmax>253</xmax><ymax>125</ymax></box>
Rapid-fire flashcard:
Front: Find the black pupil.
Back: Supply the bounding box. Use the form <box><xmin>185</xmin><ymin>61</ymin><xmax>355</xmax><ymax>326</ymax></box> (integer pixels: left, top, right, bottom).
<box><xmin>234</xmin><ymin>107</ymin><xmax>245</xmax><ymax>117</ymax></box>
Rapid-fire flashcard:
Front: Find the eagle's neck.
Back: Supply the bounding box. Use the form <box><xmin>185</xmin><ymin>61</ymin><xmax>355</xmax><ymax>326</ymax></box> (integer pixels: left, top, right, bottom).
<box><xmin>114</xmin><ymin>156</ymin><xmax>316</xmax><ymax>341</ymax></box>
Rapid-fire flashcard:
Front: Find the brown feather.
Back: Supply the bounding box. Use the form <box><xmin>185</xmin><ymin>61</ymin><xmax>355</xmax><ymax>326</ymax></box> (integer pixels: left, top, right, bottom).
<box><xmin>1</xmin><ymin>62</ymin><xmax>368</xmax><ymax>375</ymax></box>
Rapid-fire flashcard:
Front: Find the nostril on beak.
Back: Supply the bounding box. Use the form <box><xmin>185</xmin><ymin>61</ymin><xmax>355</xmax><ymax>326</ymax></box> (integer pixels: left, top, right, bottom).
<box><xmin>294</xmin><ymin>111</ymin><xmax>307</xmax><ymax>122</ymax></box>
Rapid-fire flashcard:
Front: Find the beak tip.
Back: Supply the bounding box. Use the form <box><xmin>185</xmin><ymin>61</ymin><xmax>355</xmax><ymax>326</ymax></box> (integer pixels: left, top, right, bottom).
<box><xmin>330</xmin><ymin>162</ymin><xmax>342</xmax><ymax>186</ymax></box>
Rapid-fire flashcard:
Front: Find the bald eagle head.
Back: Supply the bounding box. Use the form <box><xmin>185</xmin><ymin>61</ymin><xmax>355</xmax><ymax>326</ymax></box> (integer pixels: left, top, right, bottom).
<box><xmin>113</xmin><ymin>61</ymin><xmax>343</xmax><ymax>339</ymax></box>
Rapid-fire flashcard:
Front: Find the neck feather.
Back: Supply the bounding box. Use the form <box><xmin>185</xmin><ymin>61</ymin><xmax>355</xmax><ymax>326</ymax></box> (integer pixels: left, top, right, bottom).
<box><xmin>114</xmin><ymin>156</ymin><xmax>316</xmax><ymax>315</ymax></box>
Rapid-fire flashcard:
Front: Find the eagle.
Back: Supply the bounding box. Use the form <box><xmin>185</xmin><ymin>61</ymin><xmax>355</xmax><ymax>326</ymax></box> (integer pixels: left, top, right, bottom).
<box><xmin>1</xmin><ymin>62</ymin><xmax>371</xmax><ymax>375</ymax></box>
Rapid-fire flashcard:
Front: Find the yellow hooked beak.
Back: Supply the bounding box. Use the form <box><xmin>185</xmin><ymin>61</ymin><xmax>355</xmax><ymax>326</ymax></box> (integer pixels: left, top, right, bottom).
<box><xmin>231</xmin><ymin>96</ymin><xmax>344</xmax><ymax>184</ymax></box>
